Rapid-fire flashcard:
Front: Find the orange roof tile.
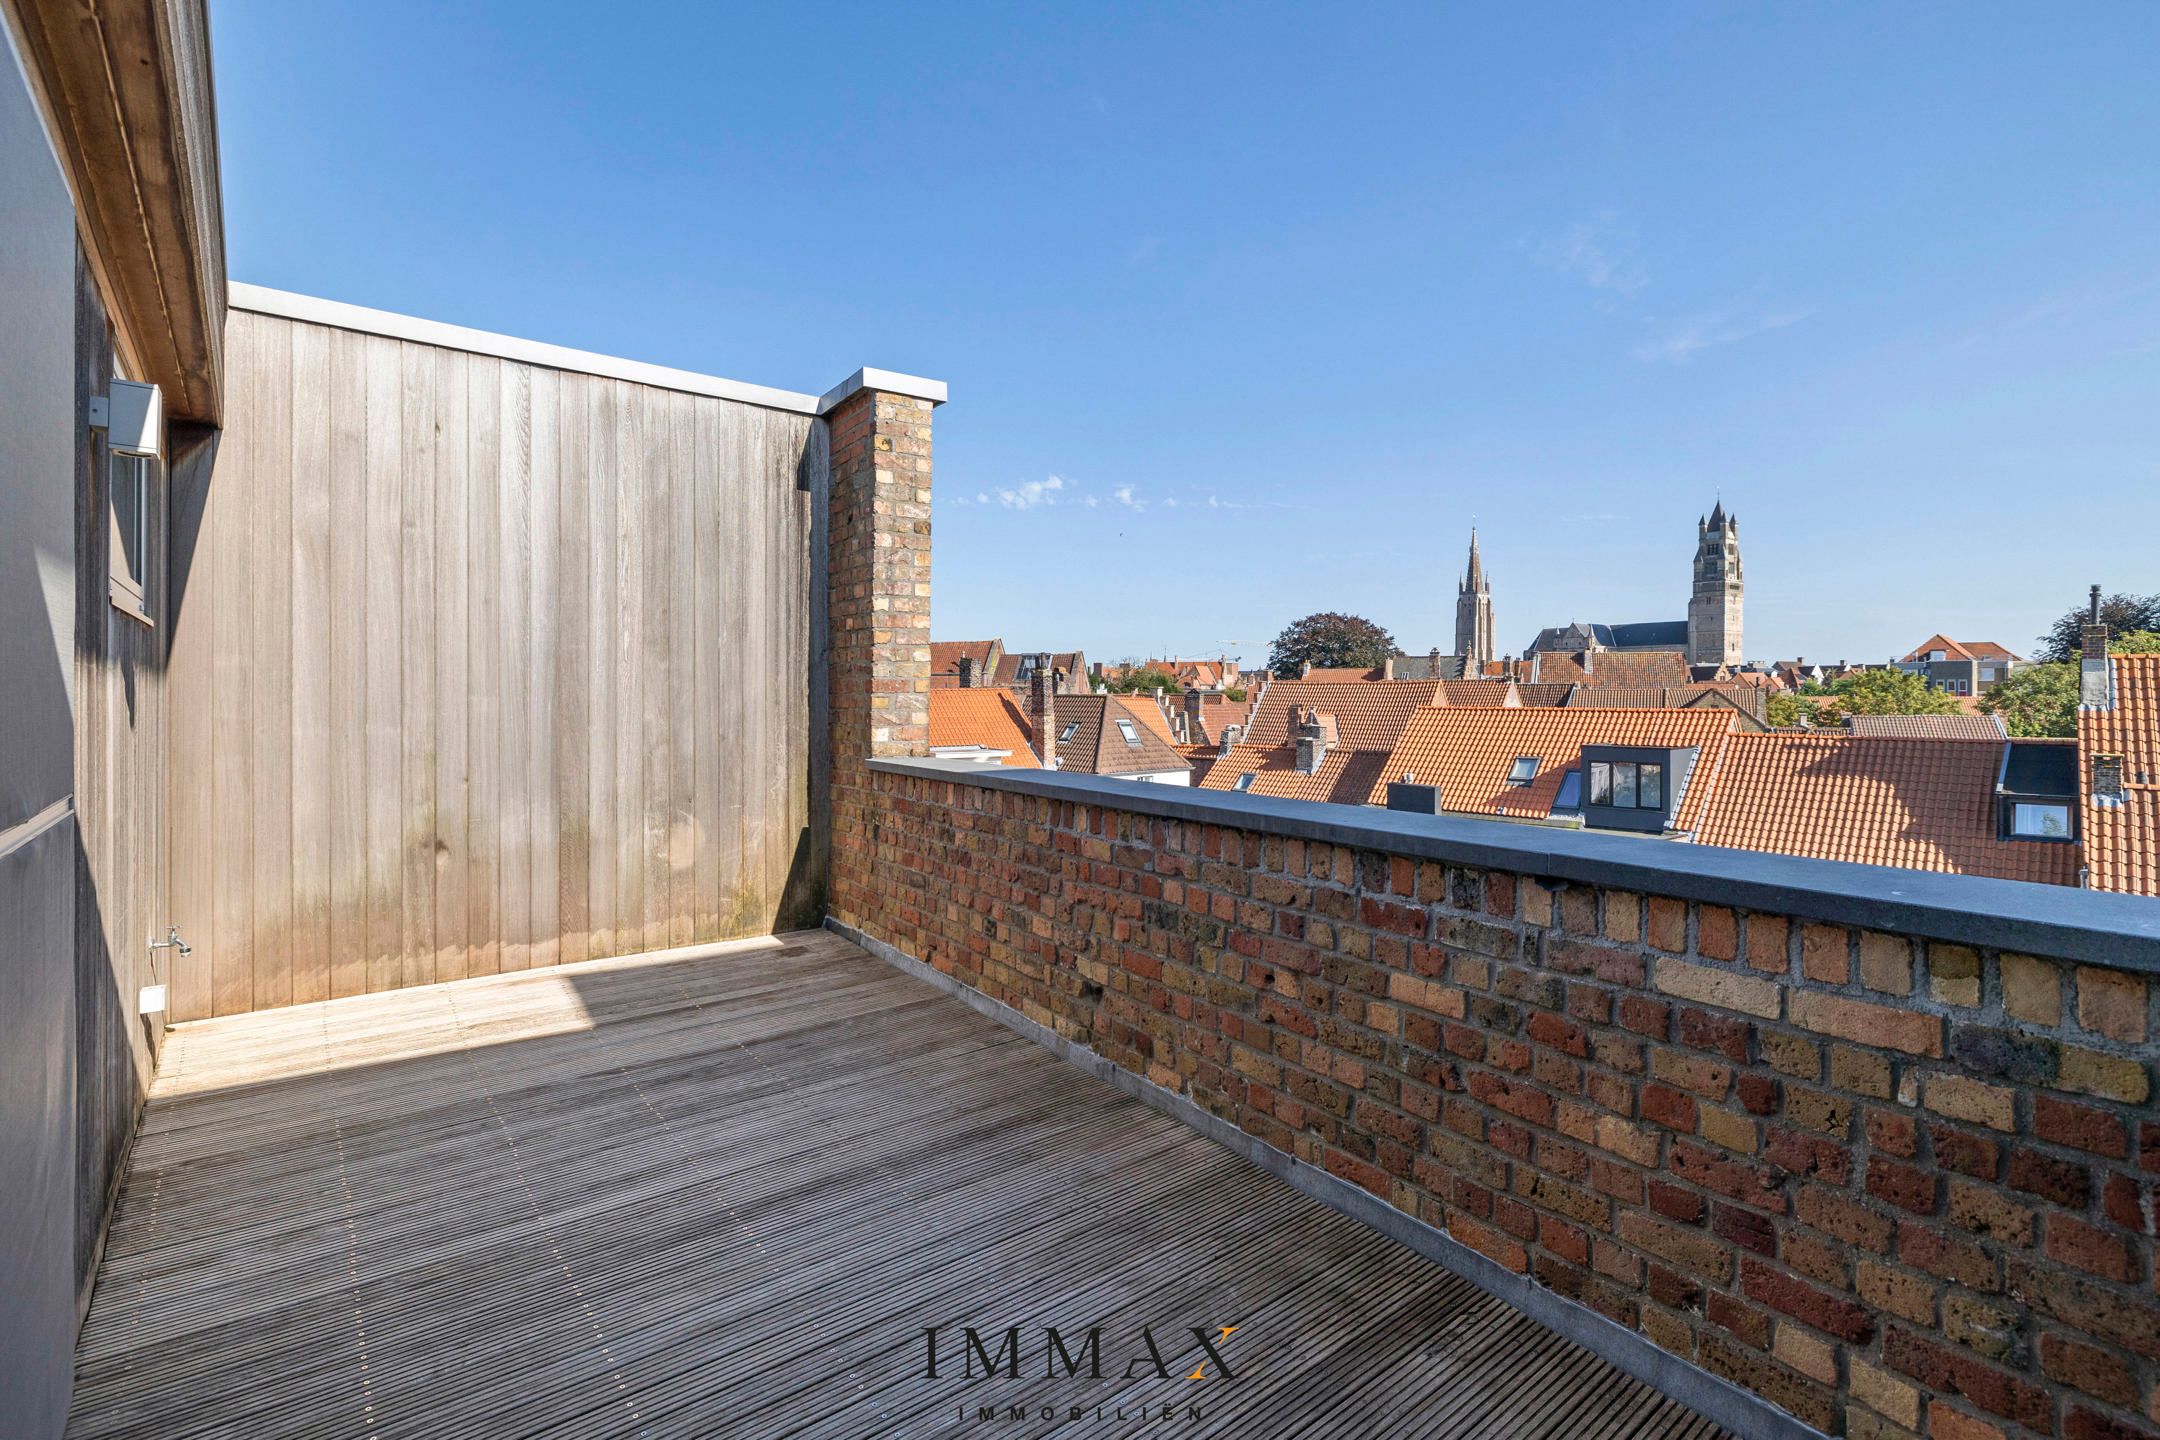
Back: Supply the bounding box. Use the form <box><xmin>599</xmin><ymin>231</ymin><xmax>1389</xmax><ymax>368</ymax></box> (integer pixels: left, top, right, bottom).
<box><xmin>1050</xmin><ymin>695</ymin><xmax>1192</xmax><ymax>777</ymax></box>
<box><xmin>927</xmin><ymin>689</ymin><xmax>1040</xmax><ymax>767</ymax></box>
<box><xmin>1437</xmin><ymin>680</ymin><xmax>1516</xmax><ymax>707</ymax></box>
<box><xmin>1121</xmin><ymin>694</ymin><xmax>1182</xmax><ymax>746</ymax></box>
<box><xmin>1300</xmin><ymin>666</ymin><xmax>1389</xmax><ymax>682</ymax></box>
<box><xmin>1196</xmin><ymin>744</ymin><xmax>1394</xmax><ymax>807</ymax></box>
<box><xmin>1240</xmin><ymin>680</ymin><xmax>1441</xmax><ymax>750</ymax></box>
<box><xmin>1900</xmin><ymin>635</ymin><xmax>2019</xmax><ymax>664</ymax></box>
<box><xmin>1848</xmin><ymin>714</ymin><xmax>2006</xmax><ymax>739</ymax></box>
<box><xmin>929</xmin><ymin>639</ymin><xmax>1003</xmax><ymax>688</ymax></box>
<box><xmin>1376</xmin><ymin>707</ymin><xmax>1736</xmax><ymax>825</ymax></box>
<box><xmin>1697</xmin><ymin>734</ymin><xmax>2078</xmax><ymax>886</ymax></box>
<box><xmin>1532</xmin><ymin>650</ymin><xmax>1695</xmax><ymax>687</ymax></box>
<box><xmin>2080</xmin><ymin>655</ymin><xmax>2160</xmax><ymax>895</ymax></box>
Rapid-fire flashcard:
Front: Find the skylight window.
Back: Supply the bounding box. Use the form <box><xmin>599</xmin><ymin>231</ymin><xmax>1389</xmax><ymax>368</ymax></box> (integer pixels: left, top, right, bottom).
<box><xmin>1058</xmin><ymin>721</ymin><xmax>1080</xmax><ymax>742</ymax></box>
<box><xmin>1232</xmin><ymin>773</ymin><xmax>1256</xmax><ymax>792</ymax></box>
<box><xmin>1115</xmin><ymin>719</ymin><xmax>1140</xmax><ymax>746</ymax></box>
<box><xmin>1553</xmin><ymin>769</ymin><xmax>1582</xmax><ymax>811</ymax></box>
<box><xmin>1505</xmin><ymin>756</ymin><xmax>1539</xmax><ymax>786</ymax></box>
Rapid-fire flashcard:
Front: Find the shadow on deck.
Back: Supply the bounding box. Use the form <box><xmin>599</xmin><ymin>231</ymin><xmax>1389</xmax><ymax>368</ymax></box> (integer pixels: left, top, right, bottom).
<box><xmin>67</xmin><ymin>930</ymin><xmax>1726</xmax><ymax>1439</ymax></box>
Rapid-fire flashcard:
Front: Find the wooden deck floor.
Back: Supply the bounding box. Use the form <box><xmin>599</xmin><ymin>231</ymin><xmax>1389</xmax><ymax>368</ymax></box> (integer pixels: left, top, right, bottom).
<box><xmin>68</xmin><ymin>929</ymin><xmax>1726</xmax><ymax>1439</ymax></box>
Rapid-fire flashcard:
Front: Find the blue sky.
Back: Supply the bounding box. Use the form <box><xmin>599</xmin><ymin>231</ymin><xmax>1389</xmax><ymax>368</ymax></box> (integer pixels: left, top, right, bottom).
<box><xmin>213</xmin><ymin>1</ymin><xmax>2159</xmax><ymax>667</ymax></box>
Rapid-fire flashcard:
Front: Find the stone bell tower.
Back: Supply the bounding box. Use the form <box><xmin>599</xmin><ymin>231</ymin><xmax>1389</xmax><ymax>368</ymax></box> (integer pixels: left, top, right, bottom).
<box><xmin>1686</xmin><ymin>502</ymin><xmax>1743</xmax><ymax>667</ymax></box>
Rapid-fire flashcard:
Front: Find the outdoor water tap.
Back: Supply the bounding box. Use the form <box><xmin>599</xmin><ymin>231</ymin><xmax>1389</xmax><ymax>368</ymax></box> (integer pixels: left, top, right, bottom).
<box><xmin>150</xmin><ymin>926</ymin><xmax>191</xmax><ymax>957</ymax></box>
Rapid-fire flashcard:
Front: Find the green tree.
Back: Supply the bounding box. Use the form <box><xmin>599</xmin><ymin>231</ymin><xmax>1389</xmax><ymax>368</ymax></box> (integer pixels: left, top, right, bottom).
<box><xmin>2111</xmin><ymin>630</ymin><xmax>2160</xmax><ymax>655</ymax></box>
<box><xmin>1266</xmin><ymin>612</ymin><xmax>1397</xmax><ymax>675</ymax></box>
<box><xmin>1814</xmin><ymin>668</ymin><xmax>1963</xmax><ymax>722</ymax></box>
<box><xmin>2037</xmin><ymin>592</ymin><xmax>2160</xmax><ymax>662</ymax></box>
<box><xmin>1979</xmin><ymin>663</ymin><xmax>2078</xmax><ymax>738</ymax></box>
<box><xmin>1106</xmin><ymin>665</ymin><xmax>1185</xmax><ymax>697</ymax></box>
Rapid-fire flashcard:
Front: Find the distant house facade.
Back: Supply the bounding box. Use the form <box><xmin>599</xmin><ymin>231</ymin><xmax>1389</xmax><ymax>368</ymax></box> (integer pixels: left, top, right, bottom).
<box><xmin>931</xmin><ymin>639</ymin><xmax>1089</xmax><ymax>693</ymax></box>
<box><xmin>1895</xmin><ymin>635</ymin><xmax>2024</xmax><ymax>697</ymax></box>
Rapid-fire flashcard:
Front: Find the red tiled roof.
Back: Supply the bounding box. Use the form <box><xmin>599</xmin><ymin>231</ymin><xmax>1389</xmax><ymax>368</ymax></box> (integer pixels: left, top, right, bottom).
<box><xmin>1189</xmin><ymin>692</ymin><xmax>1254</xmax><ymax>745</ymax></box>
<box><xmin>1512</xmin><ymin>683</ymin><xmax>1577</xmax><ymax>707</ymax></box>
<box><xmin>1051</xmin><ymin>695</ymin><xmax>1191</xmax><ymax>777</ymax></box>
<box><xmin>1239</xmin><ymin>680</ymin><xmax>1441</xmax><ymax>750</ymax></box>
<box><xmin>991</xmin><ymin>651</ymin><xmax>1087</xmax><ymax>689</ymax></box>
<box><xmin>1899</xmin><ymin>635</ymin><xmax>2020</xmax><ymax>664</ymax></box>
<box><xmin>1848</xmin><ymin>714</ymin><xmax>2006</xmax><ymax>739</ymax></box>
<box><xmin>1301</xmin><ymin>666</ymin><xmax>1389</xmax><ymax>682</ymax></box>
<box><xmin>1901</xmin><ymin>634</ymin><xmax>1974</xmax><ymax>662</ymax></box>
<box><xmin>928</xmin><ymin>689</ymin><xmax>1040</xmax><ymax>767</ymax></box>
<box><xmin>1696</xmin><ymin>734</ymin><xmax>2078</xmax><ymax>886</ymax></box>
<box><xmin>2081</xmin><ymin>655</ymin><xmax>2160</xmax><ymax>895</ymax></box>
<box><xmin>930</xmin><ymin>639</ymin><xmax>1003</xmax><ymax>688</ymax></box>
<box><xmin>1532</xmin><ymin>650</ymin><xmax>1694</xmax><ymax>687</ymax></box>
<box><xmin>1195</xmin><ymin>744</ymin><xmax>1394</xmax><ymax>807</ymax></box>
<box><xmin>1121</xmin><ymin>694</ymin><xmax>1182</xmax><ymax>746</ymax></box>
<box><xmin>1375</xmin><ymin>707</ymin><xmax>1736</xmax><ymax>825</ymax></box>
<box><xmin>1437</xmin><ymin>680</ymin><xmax>1516</xmax><ymax>707</ymax></box>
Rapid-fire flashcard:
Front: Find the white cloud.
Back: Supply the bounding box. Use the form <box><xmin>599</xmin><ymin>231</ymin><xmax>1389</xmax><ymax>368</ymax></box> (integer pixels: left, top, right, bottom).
<box><xmin>994</xmin><ymin>475</ymin><xmax>1066</xmax><ymax>509</ymax></box>
<box><xmin>1633</xmin><ymin>305</ymin><xmax>1814</xmax><ymax>364</ymax></box>
<box><xmin>1163</xmin><ymin>497</ymin><xmax>1178</xmax><ymax>508</ymax></box>
<box><xmin>1536</xmin><ymin>213</ymin><xmax>1646</xmax><ymax>298</ymax></box>
<box><xmin>975</xmin><ymin>491</ymin><xmax>989</xmax><ymax>504</ymax></box>
<box><xmin>1111</xmin><ymin>484</ymin><xmax>1145</xmax><ymax>511</ymax></box>
<box><xmin>1083</xmin><ymin>495</ymin><xmax>1099</xmax><ymax>508</ymax></box>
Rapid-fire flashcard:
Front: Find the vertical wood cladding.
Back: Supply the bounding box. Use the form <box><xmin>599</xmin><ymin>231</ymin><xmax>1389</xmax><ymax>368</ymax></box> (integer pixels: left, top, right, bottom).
<box><xmin>72</xmin><ymin>249</ymin><xmax>171</xmax><ymax>1312</ymax></box>
<box><xmin>165</xmin><ymin>308</ymin><xmax>822</xmax><ymax>1020</ymax></box>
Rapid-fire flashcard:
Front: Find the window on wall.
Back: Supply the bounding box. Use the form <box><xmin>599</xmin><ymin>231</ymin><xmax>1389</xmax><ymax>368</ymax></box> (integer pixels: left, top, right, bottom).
<box><xmin>1588</xmin><ymin>759</ymin><xmax>1667</xmax><ymax>811</ymax></box>
<box><xmin>109</xmin><ymin>450</ymin><xmax>153</xmax><ymax>624</ymax></box>
<box><xmin>2009</xmin><ymin>802</ymin><xmax>2072</xmax><ymax>839</ymax></box>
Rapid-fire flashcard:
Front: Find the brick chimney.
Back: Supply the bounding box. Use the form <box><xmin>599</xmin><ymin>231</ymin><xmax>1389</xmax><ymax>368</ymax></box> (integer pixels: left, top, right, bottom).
<box><xmin>1217</xmin><ymin>723</ymin><xmax>1242</xmax><ymax>757</ymax></box>
<box><xmin>1381</xmin><ymin>655</ymin><xmax>1396</xmax><ymax>680</ymax></box>
<box><xmin>956</xmin><ymin>654</ymin><xmax>975</xmax><ymax>689</ymax></box>
<box><xmin>1293</xmin><ymin>706</ymin><xmax>1336</xmax><ymax>774</ymax></box>
<box><xmin>2080</xmin><ymin>584</ymin><xmax>2114</xmax><ymax>711</ymax></box>
<box><xmin>1028</xmin><ymin>653</ymin><xmax>1057</xmax><ymax>766</ymax></box>
<box><xmin>1183</xmin><ymin>686</ymin><xmax>1203</xmax><ymax>743</ymax></box>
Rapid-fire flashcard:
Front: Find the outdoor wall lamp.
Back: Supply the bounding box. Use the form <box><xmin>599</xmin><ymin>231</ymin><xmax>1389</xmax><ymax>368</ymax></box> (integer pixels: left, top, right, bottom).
<box><xmin>88</xmin><ymin>378</ymin><xmax>164</xmax><ymax>457</ymax></box>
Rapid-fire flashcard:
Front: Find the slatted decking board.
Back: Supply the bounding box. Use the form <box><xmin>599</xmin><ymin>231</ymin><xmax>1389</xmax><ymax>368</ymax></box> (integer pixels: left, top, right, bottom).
<box><xmin>68</xmin><ymin>929</ymin><xmax>1727</xmax><ymax>1440</ymax></box>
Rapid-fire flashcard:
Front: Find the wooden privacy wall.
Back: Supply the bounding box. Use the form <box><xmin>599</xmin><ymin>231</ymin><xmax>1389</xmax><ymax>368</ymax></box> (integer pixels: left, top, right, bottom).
<box><xmin>165</xmin><ymin>307</ymin><xmax>824</xmax><ymax>1021</ymax></box>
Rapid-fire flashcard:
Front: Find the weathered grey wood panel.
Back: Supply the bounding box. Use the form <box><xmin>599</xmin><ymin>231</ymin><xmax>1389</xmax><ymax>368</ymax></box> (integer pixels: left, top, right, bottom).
<box><xmin>166</xmin><ymin>308</ymin><xmax>822</xmax><ymax>1020</ymax></box>
<box><xmin>71</xmin><ymin>249</ymin><xmax>170</xmax><ymax>1317</ymax></box>
<box><xmin>68</xmin><ymin>931</ymin><xmax>1727</xmax><ymax>1440</ymax></box>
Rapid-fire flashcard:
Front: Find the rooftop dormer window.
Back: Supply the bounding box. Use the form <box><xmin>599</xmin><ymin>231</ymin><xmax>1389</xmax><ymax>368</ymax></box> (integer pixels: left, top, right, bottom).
<box><xmin>1587</xmin><ymin>760</ymin><xmax>1664</xmax><ymax>809</ymax></box>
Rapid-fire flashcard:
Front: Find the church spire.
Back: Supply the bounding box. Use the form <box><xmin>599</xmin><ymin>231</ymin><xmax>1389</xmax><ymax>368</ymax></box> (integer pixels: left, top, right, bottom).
<box><xmin>1455</xmin><ymin>527</ymin><xmax>1495</xmax><ymax>670</ymax></box>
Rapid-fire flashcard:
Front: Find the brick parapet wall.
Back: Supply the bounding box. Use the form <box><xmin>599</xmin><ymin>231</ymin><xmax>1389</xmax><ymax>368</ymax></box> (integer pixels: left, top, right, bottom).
<box><xmin>836</xmin><ymin>767</ymin><xmax>2159</xmax><ymax>1440</ymax></box>
<box><xmin>825</xmin><ymin>386</ymin><xmax>933</xmax><ymax>931</ymax></box>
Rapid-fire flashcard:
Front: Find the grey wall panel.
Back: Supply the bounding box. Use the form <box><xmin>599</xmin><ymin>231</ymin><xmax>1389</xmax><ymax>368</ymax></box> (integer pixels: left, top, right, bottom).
<box><xmin>0</xmin><ymin>817</ymin><xmax>78</xmax><ymax>1440</ymax></box>
<box><xmin>1</xmin><ymin>27</ymin><xmax>88</xmax><ymax>1437</ymax></box>
<box><xmin>0</xmin><ymin>15</ymin><xmax>78</xmax><ymax>831</ymax></box>
<box><xmin>166</xmin><ymin>309</ymin><xmax>826</xmax><ymax>1020</ymax></box>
